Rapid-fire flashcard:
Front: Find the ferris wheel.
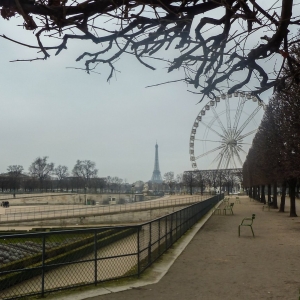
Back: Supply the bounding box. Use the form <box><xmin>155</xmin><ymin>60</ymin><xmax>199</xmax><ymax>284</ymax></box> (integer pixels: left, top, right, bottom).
<box><xmin>189</xmin><ymin>92</ymin><xmax>266</xmax><ymax>170</ymax></box>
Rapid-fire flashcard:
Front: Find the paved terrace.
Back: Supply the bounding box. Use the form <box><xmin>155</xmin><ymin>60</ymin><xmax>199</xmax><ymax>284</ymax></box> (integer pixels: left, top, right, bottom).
<box><xmin>53</xmin><ymin>195</ymin><xmax>300</xmax><ymax>300</ymax></box>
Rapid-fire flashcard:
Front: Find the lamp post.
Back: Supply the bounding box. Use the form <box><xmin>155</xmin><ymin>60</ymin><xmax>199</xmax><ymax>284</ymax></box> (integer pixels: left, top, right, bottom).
<box><xmin>131</xmin><ymin>184</ymin><xmax>135</xmax><ymax>202</ymax></box>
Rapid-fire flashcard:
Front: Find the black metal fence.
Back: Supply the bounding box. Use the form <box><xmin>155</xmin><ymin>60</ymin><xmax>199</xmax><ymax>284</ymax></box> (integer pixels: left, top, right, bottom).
<box><xmin>0</xmin><ymin>194</ymin><xmax>223</xmax><ymax>299</ymax></box>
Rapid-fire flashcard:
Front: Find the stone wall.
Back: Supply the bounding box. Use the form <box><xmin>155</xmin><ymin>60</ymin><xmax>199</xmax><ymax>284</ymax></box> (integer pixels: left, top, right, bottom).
<box><xmin>4</xmin><ymin>193</ymin><xmax>159</xmax><ymax>206</ymax></box>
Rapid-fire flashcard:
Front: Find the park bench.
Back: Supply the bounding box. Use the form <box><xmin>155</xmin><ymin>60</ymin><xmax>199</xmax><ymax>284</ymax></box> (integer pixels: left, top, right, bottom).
<box><xmin>223</xmin><ymin>203</ymin><xmax>234</xmax><ymax>215</ymax></box>
<box><xmin>262</xmin><ymin>199</ymin><xmax>274</xmax><ymax>211</ymax></box>
<box><xmin>238</xmin><ymin>214</ymin><xmax>255</xmax><ymax>237</ymax></box>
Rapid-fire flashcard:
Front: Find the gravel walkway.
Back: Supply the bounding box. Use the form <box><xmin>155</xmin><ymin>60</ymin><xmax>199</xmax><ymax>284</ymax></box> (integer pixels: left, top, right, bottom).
<box><xmin>80</xmin><ymin>195</ymin><xmax>300</xmax><ymax>300</ymax></box>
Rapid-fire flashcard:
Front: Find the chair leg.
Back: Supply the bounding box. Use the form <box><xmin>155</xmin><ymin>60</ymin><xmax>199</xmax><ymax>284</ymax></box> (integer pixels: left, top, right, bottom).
<box><xmin>250</xmin><ymin>226</ymin><xmax>255</xmax><ymax>237</ymax></box>
<box><xmin>238</xmin><ymin>225</ymin><xmax>240</xmax><ymax>237</ymax></box>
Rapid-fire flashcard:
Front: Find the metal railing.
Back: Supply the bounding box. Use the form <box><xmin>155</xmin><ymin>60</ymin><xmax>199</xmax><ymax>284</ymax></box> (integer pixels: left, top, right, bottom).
<box><xmin>0</xmin><ymin>193</ymin><xmax>75</xmax><ymax>201</ymax></box>
<box><xmin>0</xmin><ymin>194</ymin><xmax>213</xmax><ymax>223</ymax></box>
<box><xmin>0</xmin><ymin>194</ymin><xmax>223</xmax><ymax>300</ymax></box>
<box><xmin>5</xmin><ymin>204</ymin><xmax>87</xmax><ymax>214</ymax></box>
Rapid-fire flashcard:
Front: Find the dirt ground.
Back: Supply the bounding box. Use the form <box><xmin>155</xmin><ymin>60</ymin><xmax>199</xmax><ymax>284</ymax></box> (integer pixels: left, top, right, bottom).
<box><xmin>84</xmin><ymin>195</ymin><xmax>300</xmax><ymax>300</ymax></box>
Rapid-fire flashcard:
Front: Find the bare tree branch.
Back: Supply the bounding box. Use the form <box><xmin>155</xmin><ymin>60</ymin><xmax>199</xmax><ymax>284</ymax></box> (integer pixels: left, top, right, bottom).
<box><xmin>0</xmin><ymin>0</ymin><xmax>298</xmax><ymax>98</ymax></box>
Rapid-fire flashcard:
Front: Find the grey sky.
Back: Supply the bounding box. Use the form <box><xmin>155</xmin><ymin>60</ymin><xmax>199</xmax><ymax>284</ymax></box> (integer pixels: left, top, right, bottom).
<box><xmin>0</xmin><ymin>2</ymin><xmax>295</xmax><ymax>182</ymax></box>
<box><xmin>0</xmin><ymin>18</ymin><xmax>202</xmax><ymax>183</ymax></box>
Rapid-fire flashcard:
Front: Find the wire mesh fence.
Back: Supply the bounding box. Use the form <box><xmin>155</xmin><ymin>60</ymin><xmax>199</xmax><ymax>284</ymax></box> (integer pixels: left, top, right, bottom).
<box><xmin>0</xmin><ymin>194</ymin><xmax>211</xmax><ymax>223</ymax></box>
<box><xmin>0</xmin><ymin>194</ymin><xmax>223</xmax><ymax>299</ymax></box>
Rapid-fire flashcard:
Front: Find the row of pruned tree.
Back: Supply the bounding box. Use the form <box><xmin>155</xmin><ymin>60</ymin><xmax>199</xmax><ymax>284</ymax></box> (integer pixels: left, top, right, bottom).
<box><xmin>243</xmin><ymin>65</ymin><xmax>300</xmax><ymax>216</ymax></box>
<box><xmin>151</xmin><ymin>171</ymin><xmax>226</xmax><ymax>195</ymax></box>
<box><xmin>1</xmin><ymin>157</ymin><xmax>244</xmax><ymax>195</ymax></box>
<box><xmin>0</xmin><ymin>157</ymin><xmax>105</xmax><ymax>193</ymax></box>
<box><xmin>182</xmin><ymin>169</ymin><xmax>242</xmax><ymax>195</ymax></box>
<box><xmin>0</xmin><ymin>158</ymin><xmax>186</xmax><ymax>194</ymax></box>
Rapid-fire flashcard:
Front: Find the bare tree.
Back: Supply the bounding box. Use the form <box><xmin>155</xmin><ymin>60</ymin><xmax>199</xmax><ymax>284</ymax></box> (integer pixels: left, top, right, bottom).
<box><xmin>109</xmin><ymin>176</ymin><xmax>123</xmax><ymax>192</ymax></box>
<box><xmin>7</xmin><ymin>165</ymin><xmax>23</xmax><ymax>175</ymax></box>
<box><xmin>183</xmin><ymin>171</ymin><xmax>196</xmax><ymax>195</ymax></box>
<box><xmin>176</xmin><ymin>173</ymin><xmax>183</xmax><ymax>194</ymax></box>
<box><xmin>0</xmin><ymin>1</ymin><xmax>299</xmax><ymax>98</ymax></box>
<box><xmin>163</xmin><ymin>171</ymin><xmax>175</xmax><ymax>194</ymax></box>
<box><xmin>106</xmin><ymin>176</ymin><xmax>112</xmax><ymax>193</ymax></box>
<box><xmin>7</xmin><ymin>165</ymin><xmax>23</xmax><ymax>194</ymax></box>
<box><xmin>72</xmin><ymin>160</ymin><xmax>98</xmax><ymax>189</ymax></box>
<box><xmin>28</xmin><ymin>157</ymin><xmax>54</xmax><ymax>190</ymax></box>
<box><xmin>53</xmin><ymin>165</ymin><xmax>69</xmax><ymax>191</ymax></box>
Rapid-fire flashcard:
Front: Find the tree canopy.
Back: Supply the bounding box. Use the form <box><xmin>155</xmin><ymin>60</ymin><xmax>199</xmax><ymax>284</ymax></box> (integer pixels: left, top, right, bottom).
<box><xmin>242</xmin><ymin>46</ymin><xmax>300</xmax><ymax>216</ymax></box>
<box><xmin>1</xmin><ymin>0</ymin><xmax>299</xmax><ymax>100</ymax></box>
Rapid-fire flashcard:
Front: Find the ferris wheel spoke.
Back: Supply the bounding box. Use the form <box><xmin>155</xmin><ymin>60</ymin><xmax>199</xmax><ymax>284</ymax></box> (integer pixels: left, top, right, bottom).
<box><xmin>211</xmin><ymin>148</ymin><xmax>225</xmax><ymax>164</ymax></box>
<box><xmin>235</xmin><ymin>106</ymin><xmax>262</xmax><ymax>137</ymax></box>
<box><xmin>236</xmin><ymin>145</ymin><xmax>247</xmax><ymax>154</ymax></box>
<box><xmin>225</xmin><ymin>153</ymin><xmax>231</xmax><ymax>169</ymax></box>
<box><xmin>201</xmin><ymin>121</ymin><xmax>225</xmax><ymax>139</ymax></box>
<box><xmin>225</xmin><ymin>98</ymin><xmax>232</xmax><ymax>132</ymax></box>
<box><xmin>194</xmin><ymin>139</ymin><xmax>223</xmax><ymax>143</ymax></box>
<box><xmin>211</xmin><ymin>107</ymin><xmax>227</xmax><ymax>135</ymax></box>
<box><xmin>195</xmin><ymin>145</ymin><xmax>224</xmax><ymax>160</ymax></box>
<box><xmin>232</xmin><ymin>98</ymin><xmax>245</xmax><ymax>132</ymax></box>
<box><xmin>216</xmin><ymin>147</ymin><xmax>228</xmax><ymax>170</ymax></box>
<box><xmin>236</xmin><ymin>129</ymin><xmax>257</xmax><ymax>140</ymax></box>
<box><xmin>233</xmin><ymin>147</ymin><xmax>243</xmax><ymax>166</ymax></box>
<box><xmin>230</xmin><ymin>147</ymin><xmax>238</xmax><ymax>169</ymax></box>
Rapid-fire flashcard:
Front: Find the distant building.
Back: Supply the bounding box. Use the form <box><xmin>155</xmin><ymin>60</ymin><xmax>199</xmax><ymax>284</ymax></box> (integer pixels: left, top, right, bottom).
<box><xmin>150</xmin><ymin>143</ymin><xmax>162</xmax><ymax>183</ymax></box>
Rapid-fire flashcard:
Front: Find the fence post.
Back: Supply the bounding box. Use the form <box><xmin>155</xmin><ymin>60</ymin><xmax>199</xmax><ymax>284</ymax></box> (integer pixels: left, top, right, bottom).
<box><xmin>165</xmin><ymin>217</ymin><xmax>167</xmax><ymax>251</ymax></box>
<box><xmin>148</xmin><ymin>222</ymin><xmax>152</xmax><ymax>265</ymax></box>
<box><xmin>41</xmin><ymin>234</ymin><xmax>46</xmax><ymax>298</ymax></box>
<box><xmin>158</xmin><ymin>219</ymin><xmax>161</xmax><ymax>254</ymax></box>
<box><xmin>137</xmin><ymin>227</ymin><xmax>141</xmax><ymax>277</ymax></box>
<box><xmin>94</xmin><ymin>230</ymin><xmax>97</xmax><ymax>286</ymax></box>
<box><xmin>170</xmin><ymin>214</ymin><xmax>173</xmax><ymax>246</ymax></box>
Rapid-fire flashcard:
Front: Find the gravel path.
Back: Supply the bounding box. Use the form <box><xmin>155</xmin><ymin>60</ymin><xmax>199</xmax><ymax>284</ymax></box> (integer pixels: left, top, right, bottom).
<box><xmin>84</xmin><ymin>195</ymin><xmax>300</xmax><ymax>300</ymax></box>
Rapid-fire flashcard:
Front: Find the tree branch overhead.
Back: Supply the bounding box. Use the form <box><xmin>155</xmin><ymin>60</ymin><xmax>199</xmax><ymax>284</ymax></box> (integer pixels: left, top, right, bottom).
<box><xmin>0</xmin><ymin>0</ymin><xmax>298</xmax><ymax>98</ymax></box>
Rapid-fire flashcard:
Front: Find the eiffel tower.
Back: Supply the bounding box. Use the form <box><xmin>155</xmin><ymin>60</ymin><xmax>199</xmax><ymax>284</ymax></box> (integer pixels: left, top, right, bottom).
<box><xmin>151</xmin><ymin>142</ymin><xmax>162</xmax><ymax>183</ymax></box>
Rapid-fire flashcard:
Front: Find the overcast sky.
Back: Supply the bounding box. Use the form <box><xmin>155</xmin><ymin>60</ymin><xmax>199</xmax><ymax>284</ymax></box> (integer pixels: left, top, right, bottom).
<box><xmin>0</xmin><ymin>2</ymin><xmax>294</xmax><ymax>183</ymax></box>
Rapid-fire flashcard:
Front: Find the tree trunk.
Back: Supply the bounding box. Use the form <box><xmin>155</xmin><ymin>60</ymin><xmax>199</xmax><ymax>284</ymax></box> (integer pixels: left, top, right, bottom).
<box><xmin>279</xmin><ymin>181</ymin><xmax>286</xmax><ymax>212</ymax></box>
<box><xmin>288</xmin><ymin>178</ymin><xmax>297</xmax><ymax>217</ymax></box>
<box><xmin>249</xmin><ymin>186</ymin><xmax>252</xmax><ymax>198</ymax></box>
<box><xmin>257</xmin><ymin>185</ymin><xmax>261</xmax><ymax>202</ymax></box>
<box><xmin>261</xmin><ymin>185</ymin><xmax>266</xmax><ymax>204</ymax></box>
<box><xmin>253</xmin><ymin>186</ymin><xmax>257</xmax><ymax>200</ymax></box>
<box><xmin>267</xmin><ymin>184</ymin><xmax>272</xmax><ymax>203</ymax></box>
<box><xmin>273</xmin><ymin>182</ymin><xmax>278</xmax><ymax>209</ymax></box>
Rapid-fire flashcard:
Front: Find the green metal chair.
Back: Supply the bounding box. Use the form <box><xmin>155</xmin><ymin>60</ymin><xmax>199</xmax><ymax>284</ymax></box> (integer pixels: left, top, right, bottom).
<box><xmin>223</xmin><ymin>203</ymin><xmax>234</xmax><ymax>215</ymax></box>
<box><xmin>223</xmin><ymin>197</ymin><xmax>230</xmax><ymax>205</ymax></box>
<box><xmin>213</xmin><ymin>207</ymin><xmax>222</xmax><ymax>215</ymax></box>
<box><xmin>238</xmin><ymin>214</ymin><xmax>255</xmax><ymax>237</ymax></box>
<box><xmin>235</xmin><ymin>197</ymin><xmax>241</xmax><ymax>204</ymax></box>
